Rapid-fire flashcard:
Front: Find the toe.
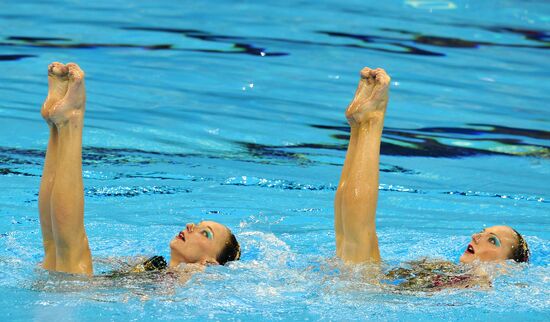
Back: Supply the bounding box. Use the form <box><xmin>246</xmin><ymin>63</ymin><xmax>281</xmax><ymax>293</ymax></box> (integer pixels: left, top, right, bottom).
<box><xmin>67</xmin><ymin>63</ymin><xmax>84</xmax><ymax>83</ymax></box>
<box><xmin>360</xmin><ymin>67</ymin><xmax>372</xmax><ymax>79</ymax></box>
<box><xmin>373</xmin><ymin>69</ymin><xmax>390</xmax><ymax>86</ymax></box>
<box><xmin>48</xmin><ymin>62</ymin><xmax>60</xmax><ymax>74</ymax></box>
<box><xmin>48</xmin><ymin>62</ymin><xmax>68</xmax><ymax>78</ymax></box>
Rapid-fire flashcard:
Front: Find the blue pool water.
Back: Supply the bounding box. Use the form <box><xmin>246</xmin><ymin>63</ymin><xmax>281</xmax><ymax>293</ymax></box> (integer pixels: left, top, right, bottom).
<box><xmin>0</xmin><ymin>0</ymin><xmax>549</xmax><ymax>320</ymax></box>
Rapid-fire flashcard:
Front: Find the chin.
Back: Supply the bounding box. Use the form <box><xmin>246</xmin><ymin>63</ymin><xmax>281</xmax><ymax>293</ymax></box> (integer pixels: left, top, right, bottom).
<box><xmin>169</xmin><ymin>238</ymin><xmax>177</xmax><ymax>249</ymax></box>
<box><xmin>169</xmin><ymin>238</ymin><xmax>184</xmax><ymax>255</ymax></box>
<box><xmin>460</xmin><ymin>254</ymin><xmax>473</xmax><ymax>263</ymax></box>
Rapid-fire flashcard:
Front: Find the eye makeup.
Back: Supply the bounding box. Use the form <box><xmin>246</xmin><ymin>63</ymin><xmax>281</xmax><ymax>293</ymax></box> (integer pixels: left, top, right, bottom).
<box><xmin>202</xmin><ymin>229</ymin><xmax>213</xmax><ymax>239</ymax></box>
<box><xmin>488</xmin><ymin>235</ymin><xmax>501</xmax><ymax>247</ymax></box>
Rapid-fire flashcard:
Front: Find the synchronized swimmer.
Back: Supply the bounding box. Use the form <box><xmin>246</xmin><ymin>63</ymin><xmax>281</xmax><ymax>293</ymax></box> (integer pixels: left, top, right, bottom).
<box><xmin>37</xmin><ymin>62</ymin><xmax>529</xmax><ymax>285</ymax></box>
<box><xmin>39</xmin><ymin>62</ymin><xmax>240</xmax><ymax>275</ymax></box>
<box><xmin>334</xmin><ymin>67</ymin><xmax>529</xmax><ymax>266</ymax></box>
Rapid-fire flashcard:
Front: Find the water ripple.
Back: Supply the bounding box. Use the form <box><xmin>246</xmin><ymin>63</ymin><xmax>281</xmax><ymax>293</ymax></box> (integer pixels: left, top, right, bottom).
<box><xmin>86</xmin><ymin>186</ymin><xmax>190</xmax><ymax>198</ymax></box>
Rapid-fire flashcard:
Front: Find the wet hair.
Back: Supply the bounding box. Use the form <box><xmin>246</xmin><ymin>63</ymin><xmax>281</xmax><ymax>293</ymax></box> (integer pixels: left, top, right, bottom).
<box><xmin>216</xmin><ymin>231</ymin><xmax>240</xmax><ymax>265</ymax></box>
<box><xmin>510</xmin><ymin>228</ymin><xmax>530</xmax><ymax>263</ymax></box>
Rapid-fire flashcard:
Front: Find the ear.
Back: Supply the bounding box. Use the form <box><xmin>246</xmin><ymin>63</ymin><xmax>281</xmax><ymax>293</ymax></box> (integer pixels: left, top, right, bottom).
<box><xmin>199</xmin><ymin>257</ymin><xmax>219</xmax><ymax>266</ymax></box>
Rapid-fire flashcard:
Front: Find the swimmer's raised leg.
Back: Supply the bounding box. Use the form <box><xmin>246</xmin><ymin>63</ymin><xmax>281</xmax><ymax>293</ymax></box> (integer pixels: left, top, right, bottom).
<box><xmin>334</xmin><ymin>68</ymin><xmax>378</xmax><ymax>257</ymax></box>
<box><xmin>40</xmin><ymin>62</ymin><xmax>92</xmax><ymax>275</ymax></box>
<box><xmin>38</xmin><ymin>62</ymin><xmax>69</xmax><ymax>270</ymax></box>
<box><xmin>334</xmin><ymin>67</ymin><xmax>390</xmax><ymax>263</ymax></box>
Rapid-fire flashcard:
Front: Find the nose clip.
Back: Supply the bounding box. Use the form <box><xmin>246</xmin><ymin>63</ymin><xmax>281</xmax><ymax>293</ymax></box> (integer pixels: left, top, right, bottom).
<box><xmin>186</xmin><ymin>223</ymin><xmax>195</xmax><ymax>232</ymax></box>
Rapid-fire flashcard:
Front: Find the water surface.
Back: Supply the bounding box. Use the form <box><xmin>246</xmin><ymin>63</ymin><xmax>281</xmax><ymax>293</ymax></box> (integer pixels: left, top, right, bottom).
<box><xmin>0</xmin><ymin>0</ymin><xmax>549</xmax><ymax>320</ymax></box>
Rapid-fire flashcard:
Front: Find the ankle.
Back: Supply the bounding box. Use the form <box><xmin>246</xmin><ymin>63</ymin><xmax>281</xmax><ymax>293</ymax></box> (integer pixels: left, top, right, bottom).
<box><xmin>53</xmin><ymin>110</ymin><xmax>84</xmax><ymax>129</ymax></box>
<box><xmin>349</xmin><ymin>111</ymin><xmax>385</xmax><ymax>129</ymax></box>
<box><xmin>55</xmin><ymin>120</ymin><xmax>84</xmax><ymax>139</ymax></box>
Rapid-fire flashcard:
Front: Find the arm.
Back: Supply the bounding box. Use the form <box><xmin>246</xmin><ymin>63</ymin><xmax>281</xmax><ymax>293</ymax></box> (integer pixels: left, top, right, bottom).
<box><xmin>38</xmin><ymin>62</ymin><xmax>92</xmax><ymax>275</ymax></box>
<box><xmin>334</xmin><ymin>67</ymin><xmax>390</xmax><ymax>263</ymax></box>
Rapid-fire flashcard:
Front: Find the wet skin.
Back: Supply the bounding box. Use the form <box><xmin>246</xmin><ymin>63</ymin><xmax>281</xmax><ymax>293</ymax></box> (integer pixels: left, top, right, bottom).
<box><xmin>460</xmin><ymin>225</ymin><xmax>519</xmax><ymax>263</ymax></box>
<box><xmin>39</xmin><ymin>62</ymin><xmax>232</xmax><ymax>275</ymax></box>
<box><xmin>334</xmin><ymin>67</ymin><xmax>522</xmax><ymax>266</ymax></box>
<box><xmin>169</xmin><ymin>221</ymin><xmax>231</xmax><ymax>267</ymax></box>
<box><xmin>39</xmin><ymin>62</ymin><xmax>92</xmax><ymax>275</ymax></box>
<box><xmin>334</xmin><ymin>67</ymin><xmax>390</xmax><ymax>263</ymax></box>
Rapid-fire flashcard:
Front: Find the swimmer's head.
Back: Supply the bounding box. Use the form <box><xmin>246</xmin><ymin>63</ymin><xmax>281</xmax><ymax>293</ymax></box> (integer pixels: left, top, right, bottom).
<box><xmin>169</xmin><ymin>221</ymin><xmax>240</xmax><ymax>266</ymax></box>
<box><xmin>459</xmin><ymin>225</ymin><xmax>529</xmax><ymax>264</ymax></box>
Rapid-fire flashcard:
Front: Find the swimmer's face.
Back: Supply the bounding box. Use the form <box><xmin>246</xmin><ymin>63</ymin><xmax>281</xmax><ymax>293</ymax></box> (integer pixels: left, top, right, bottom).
<box><xmin>169</xmin><ymin>221</ymin><xmax>230</xmax><ymax>266</ymax></box>
<box><xmin>460</xmin><ymin>225</ymin><xmax>518</xmax><ymax>264</ymax></box>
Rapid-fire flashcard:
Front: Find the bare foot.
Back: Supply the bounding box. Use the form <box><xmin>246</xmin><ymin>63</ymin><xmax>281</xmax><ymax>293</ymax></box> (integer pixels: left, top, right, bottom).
<box><xmin>45</xmin><ymin>63</ymin><xmax>86</xmax><ymax>127</ymax></box>
<box><xmin>41</xmin><ymin>62</ymin><xmax>69</xmax><ymax>125</ymax></box>
<box><xmin>345</xmin><ymin>67</ymin><xmax>390</xmax><ymax>126</ymax></box>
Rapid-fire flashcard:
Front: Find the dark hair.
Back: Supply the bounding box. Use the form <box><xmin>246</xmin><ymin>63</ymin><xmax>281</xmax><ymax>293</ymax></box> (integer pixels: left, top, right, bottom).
<box><xmin>510</xmin><ymin>229</ymin><xmax>530</xmax><ymax>263</ymax></box>
<box><xmin>217</xmin><ymin>231</ymin><xmax>240</xmax><ymax>265</ymax></box>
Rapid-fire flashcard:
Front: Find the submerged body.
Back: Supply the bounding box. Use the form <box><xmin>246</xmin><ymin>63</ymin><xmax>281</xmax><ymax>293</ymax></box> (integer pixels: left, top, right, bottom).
<box><xmin>383</xmin><ymin>259</ymin><xmax>491</xmax><ymax>292</ymax></box>
<box><xmin>334</xmin><ymin>67</ymin><xmax>529</xmax><ymax>288</ymax></box>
